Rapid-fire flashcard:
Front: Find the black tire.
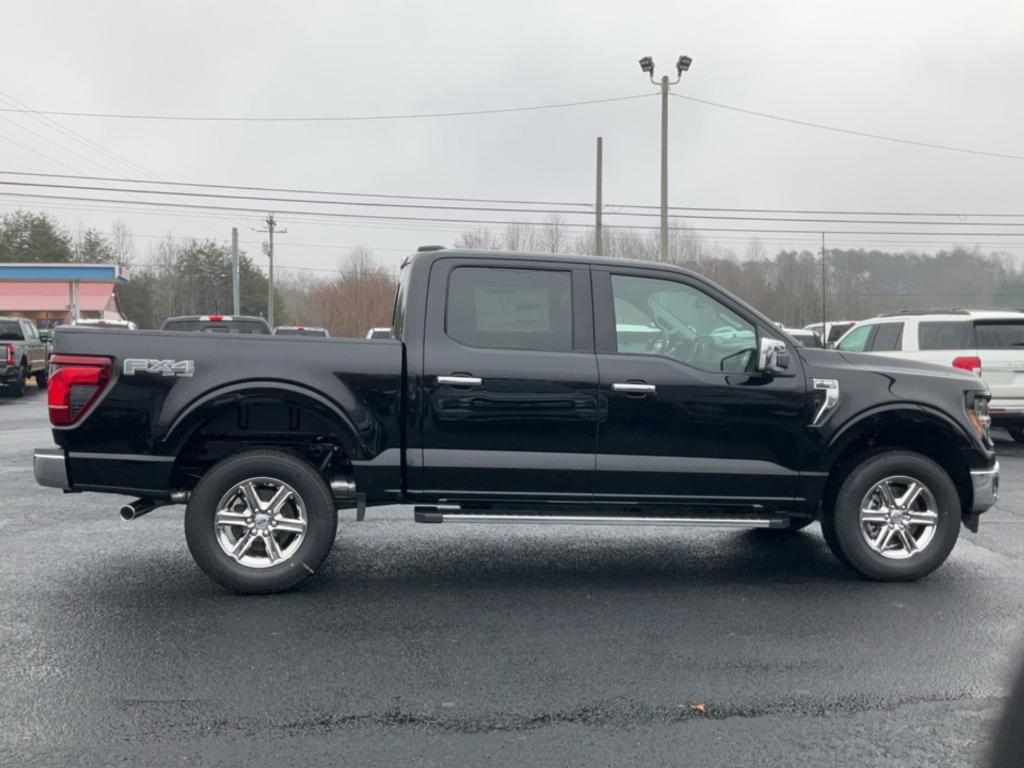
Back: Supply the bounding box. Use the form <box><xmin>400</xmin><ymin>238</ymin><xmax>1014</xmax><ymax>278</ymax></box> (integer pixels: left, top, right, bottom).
<box><xmin>823</xmin><ymin>450</ymin><xmax>960</xmax><ymax>581</ymax></box>
<box><xmin>1008</xmin><ymin>428</ymin><xmax>1024</xmax><ymax>443</ymax></box>
<box><xmin>185</xmin><ymin>449</ymin><xmax>338</xmax><ymax>594</ymax></box>
<box><xmin>35</xmin><ymin>368</ymin><xmax>48</xmax><ymax>389</ymax></box>
<box><xmin>9</xmin><ymin>364</ymin><xmax>26</xmax><ymax>398</ymax></box>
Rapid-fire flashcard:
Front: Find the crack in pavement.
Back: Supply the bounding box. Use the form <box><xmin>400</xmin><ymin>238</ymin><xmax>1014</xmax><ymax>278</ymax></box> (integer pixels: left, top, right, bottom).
<box><xmin>113</xmin><ymin>690</ymin><xmax>1000</xmax><ymax>740</ymax></box>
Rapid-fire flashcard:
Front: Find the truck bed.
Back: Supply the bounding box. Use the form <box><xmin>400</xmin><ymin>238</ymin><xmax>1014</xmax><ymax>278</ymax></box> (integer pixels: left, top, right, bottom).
<box><xmin>51</xmin><ymin>327</ymin><xmax>405</xmax><ymax>497</ymax></box>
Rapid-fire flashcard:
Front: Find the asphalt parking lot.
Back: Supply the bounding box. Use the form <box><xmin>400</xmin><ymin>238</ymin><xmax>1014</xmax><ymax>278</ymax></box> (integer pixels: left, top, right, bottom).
<box><xmin>3</xmin><ymin>386</ymin><xmax>1024</xmax><ymax>767</ymax></box>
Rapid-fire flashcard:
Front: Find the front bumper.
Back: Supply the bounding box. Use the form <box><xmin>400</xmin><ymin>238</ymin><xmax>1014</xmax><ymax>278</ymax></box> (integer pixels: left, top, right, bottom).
<box><xmin>970</xmin><ymin>462</ymin><xmax>999</xmax><ymax>514</ymax></box>
<box><xmin>34</xmin><ymin>448</ymin><xmax>70</xmax><ymax>490</ymax></box>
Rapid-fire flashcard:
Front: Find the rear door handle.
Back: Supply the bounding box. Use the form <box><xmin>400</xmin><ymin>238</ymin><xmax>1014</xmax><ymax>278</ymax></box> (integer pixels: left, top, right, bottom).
<box><xmin>437</xmin><ymin>375</ymin><xmax>483</xmax><ymax>387</ymax></box>
<box><xmin>612</xmin><ymin>382</ymin><xmax>656</xmax><ymax>394</ymax></box>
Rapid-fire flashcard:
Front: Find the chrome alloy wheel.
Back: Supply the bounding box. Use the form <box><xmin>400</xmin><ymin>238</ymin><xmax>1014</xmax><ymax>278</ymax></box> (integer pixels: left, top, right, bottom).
<box><xmin>859</xmin><ymin>475</ymin><xmax>939</xmax><ymax>559</ymax></box>
<box><xmin>213</xmin><ymin>477</ymin><xmax>307</xmax><ymax>568</ymax></box>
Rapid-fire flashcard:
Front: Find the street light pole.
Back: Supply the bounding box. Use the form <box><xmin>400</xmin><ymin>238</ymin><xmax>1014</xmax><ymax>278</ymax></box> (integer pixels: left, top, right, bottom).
<box><xmin>639</xmin><ymin>54</ymin><xmax>692</xmax><ymax>262</ymax></box>
<box><xmin>660</xmin><ymin>74</ymin><xmax>669</xmax><ymax>262</ymax></box>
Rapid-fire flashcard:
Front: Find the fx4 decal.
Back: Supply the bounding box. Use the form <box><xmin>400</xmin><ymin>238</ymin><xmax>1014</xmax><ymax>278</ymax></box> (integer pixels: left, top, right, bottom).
<box><xmin>123</xmin><ymin>358</ymin><xmax>195</xmax><ymax>378</ymax></box>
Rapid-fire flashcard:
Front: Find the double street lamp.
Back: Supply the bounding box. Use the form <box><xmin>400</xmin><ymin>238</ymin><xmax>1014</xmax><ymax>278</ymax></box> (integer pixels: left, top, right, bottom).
<box><xmin>639</xmin><ymin>54</ymin><xmax>693</xmax><ymax>261</ymax></box>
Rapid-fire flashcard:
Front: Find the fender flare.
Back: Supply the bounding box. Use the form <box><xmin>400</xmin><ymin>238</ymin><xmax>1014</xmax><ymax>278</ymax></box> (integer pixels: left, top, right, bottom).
<box><xmin>160</xmin><ymin>380</ymin><xmax>367</xmax><ymax>459</ymax></box>
<box><xmin>817</xmin><ymin>402</ymin><xmax>974</xmax><ymax>474</ymax></box>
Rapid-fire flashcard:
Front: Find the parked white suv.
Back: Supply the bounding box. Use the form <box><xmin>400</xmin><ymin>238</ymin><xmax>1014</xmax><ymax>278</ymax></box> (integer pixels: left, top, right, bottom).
<box><xmin>835</xmin><ymin>309</ymin><xmax>1024</xmax><ymax>439</ymax></box>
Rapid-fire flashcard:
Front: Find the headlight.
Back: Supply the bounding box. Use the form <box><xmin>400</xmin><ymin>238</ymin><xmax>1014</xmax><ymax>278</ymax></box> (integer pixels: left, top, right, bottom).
<box><xmin>966</xmin><ymin>393</ymin><xmax>992</xmax><ymax>444</ymax></box>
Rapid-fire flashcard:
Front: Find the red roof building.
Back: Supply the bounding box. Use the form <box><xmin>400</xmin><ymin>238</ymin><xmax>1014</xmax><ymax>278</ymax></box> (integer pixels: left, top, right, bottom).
<box><xmin>0</xmin><ymin>281</ymin><xmax>126</xmax><ymax>325</ymax></box>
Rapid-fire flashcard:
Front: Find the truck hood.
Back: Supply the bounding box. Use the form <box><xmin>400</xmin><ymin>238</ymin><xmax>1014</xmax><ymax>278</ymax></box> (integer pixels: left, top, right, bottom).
<box><xmin>799</xmin><ymin>348</ymin><xmax>988</xmax><ymax>395</ymax></box>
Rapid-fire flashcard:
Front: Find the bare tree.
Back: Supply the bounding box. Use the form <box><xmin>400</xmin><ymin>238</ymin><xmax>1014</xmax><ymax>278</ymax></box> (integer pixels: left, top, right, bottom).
<box><xmin>538</xmin><ymin>214</ymin><xmax>567</xmax><ymax>254</ymax></box>
<box><xmin>744</xmin><ymin>238</ymin><xmax>767</xmax><ymax>262</ymax></box>
<box><xmin>110</xmin><ymin>219</ymin><xmax>136</xmax><ymax>269</ymax></box>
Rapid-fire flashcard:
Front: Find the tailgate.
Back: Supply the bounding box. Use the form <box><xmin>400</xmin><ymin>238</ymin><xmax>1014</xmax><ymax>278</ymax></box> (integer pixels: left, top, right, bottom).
<box><xmin>975</xmin><ymin>320</ymin><xmax>1024</xmax><ymax>405</ymax></box>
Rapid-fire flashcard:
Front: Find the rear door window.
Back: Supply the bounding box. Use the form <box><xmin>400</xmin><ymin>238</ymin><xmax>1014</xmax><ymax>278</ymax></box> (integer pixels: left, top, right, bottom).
<box><xmin>918</xmin><ymin>321</ymin><xmax>973</xmax><ymax>350</ymax></box>
<box><xmin>974</xmin><ymin>321</ymin><xmax>1024</xmax><ymax>350</ymax></box>
<box><xmin>869</xmin><ymin>322</ymin><xmax>903</xmax><ymax>352</ymax></box>
<box><xmin>446</xmin><ymin>266</ymin><xmax>573</xmax><ymax>352</ymax></box>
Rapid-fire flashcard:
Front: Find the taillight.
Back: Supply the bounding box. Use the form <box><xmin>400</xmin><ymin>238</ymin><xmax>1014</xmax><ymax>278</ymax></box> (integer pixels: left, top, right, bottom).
<box><xmin>208</xmin><ymin>314</ymin><xmax>224</xmax><ymax>322</ymax></box>
<box><xmin>48</xmin><ymin>355</ymin><xmax>112</xmax><ymax>427</ymax></box>
<box><xmin>3</xmin><ymin>344</ymin><xmax>12</xmax><ymax>366</ymax></box>
<box><xmin>953</xmin><ymin>356</ymin><xmax>982</xmax><ymax>376</ymax></box>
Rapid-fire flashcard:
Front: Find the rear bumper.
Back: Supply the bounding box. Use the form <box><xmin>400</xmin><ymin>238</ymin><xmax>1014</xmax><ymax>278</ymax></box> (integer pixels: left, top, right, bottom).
<box><xmin>970</xmin><ymin>462</ymin><xmax>999</xmax><ymax>514</ymax></box>
<box><xmin>34</xmin><ymin>447</ymin><xmax>69</xmax><ymax>490</ymax></box>
<box><xmin>989</xmin><ymin>400</ymin><xmax>1024</xmax><ymax>426</ymax></box>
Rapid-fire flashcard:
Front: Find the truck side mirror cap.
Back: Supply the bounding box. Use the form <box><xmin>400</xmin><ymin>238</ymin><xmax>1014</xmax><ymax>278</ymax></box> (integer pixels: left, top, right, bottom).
<box><xmin>758</xmin><ymin>337</ymin><xmax>790</xmax><ymax>375</ymax></box>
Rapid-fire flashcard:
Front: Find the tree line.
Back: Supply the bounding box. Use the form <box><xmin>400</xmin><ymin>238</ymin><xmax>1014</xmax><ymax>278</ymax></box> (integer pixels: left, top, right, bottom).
<box><xmin>2</xmin><ymin>208</ymin><xmax>1022</xmax><ymax>334</ymax></box>
<box><xmin>455</xmin><ymin>217</ymin><xmax>1021</xmax><ymax>327</ymax></box>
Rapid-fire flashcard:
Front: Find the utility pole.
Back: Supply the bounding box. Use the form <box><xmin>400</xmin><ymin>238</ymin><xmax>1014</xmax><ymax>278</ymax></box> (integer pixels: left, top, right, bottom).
<box><xmin>595</xmin><ymin>136</ymin><xmax>603</xmax><ymax>256</ymax></box>
<box><xmin>253</xmin><ymin>214</ymin><xmax>286</xmax><ymax>326</ymax></box>
<box><xmin>821</xmin><ymin>232</ymin><xmax>827</xmax><ymax>336</ymax></box>
<box><xmin>231</xmin><ymin>227</ymin><xmax>240</xmax><ymax>316</ymax></box>
<box><xmin>639</xmin><ymin>54</ymin><xmax>692</xmax><ymax>261</ymax></box>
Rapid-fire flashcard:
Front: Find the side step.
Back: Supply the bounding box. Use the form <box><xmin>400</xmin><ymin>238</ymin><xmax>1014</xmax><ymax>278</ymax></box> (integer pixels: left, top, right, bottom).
<box><xmin>414</xmin><ymin>506</ymin><xmax>790</xmax><ymax>529</ymax></box>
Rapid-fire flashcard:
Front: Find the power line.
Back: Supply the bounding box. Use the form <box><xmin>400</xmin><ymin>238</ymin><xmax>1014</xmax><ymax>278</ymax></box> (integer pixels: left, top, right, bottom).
<box><xmin>672</xmin><ymin>92</ymin><xmax>1024</xmax><ymax>161</ymax></box>
<box><xmin>5</xmin><ymin>188</ymin><xmax>1024</xmax><ymax>237</ymax></box>
<box><xmin>4</xmin><ymin>170</ymin><xmax>1023</xmax><ymax>219</ymax></box>
<box><xmin>0</xmin><ymin>90</ymin><xmax>162</xmax><ymax>180</ymax></box>
<box><xmin>6</xmin><ymin>179</ymin><xmax>1024</xmax><ymax>228</ymax></box>
<box><xmin>0</xmin><ymin>93</ymin><xmax>654</xmax><ymax>123</ymax></box>
<box><xmin>0</xmin><ymin>88</ymin><xmax>1018</xmax><ymax>161</ymax></box>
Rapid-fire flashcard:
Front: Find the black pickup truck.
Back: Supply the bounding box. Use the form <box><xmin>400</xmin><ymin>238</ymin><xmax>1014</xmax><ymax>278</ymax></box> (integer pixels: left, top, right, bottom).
<box><xmin>33</xmin><ymin>248</ymin><xmax>999</xmax><ymax>592</ymax></box>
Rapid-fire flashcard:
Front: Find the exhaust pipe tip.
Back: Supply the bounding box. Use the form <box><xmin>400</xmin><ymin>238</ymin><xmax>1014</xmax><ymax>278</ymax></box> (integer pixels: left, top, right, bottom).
<box><xmin>120</xmin><ymin>499</ymin><xmax>158</xmax><ymax>521</ymax></box>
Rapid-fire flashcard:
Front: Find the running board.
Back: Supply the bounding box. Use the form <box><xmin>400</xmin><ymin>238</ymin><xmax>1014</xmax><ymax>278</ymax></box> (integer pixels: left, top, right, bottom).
<box><xmin>414</xmin><ymin>507</ymin><xmax>789</xmax><ymax>529</ymax></box>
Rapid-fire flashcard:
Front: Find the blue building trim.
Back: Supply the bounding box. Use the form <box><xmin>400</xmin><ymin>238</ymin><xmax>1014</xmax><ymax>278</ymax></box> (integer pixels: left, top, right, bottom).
<box><xmin>0</xmin><ymin>263</ymin><xmax>125</xmax><ymax>283</ymax></box>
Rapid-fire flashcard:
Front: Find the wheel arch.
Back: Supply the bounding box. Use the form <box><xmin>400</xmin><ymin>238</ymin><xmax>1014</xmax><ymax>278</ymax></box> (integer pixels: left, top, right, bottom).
<box><xmin>819</xmin><ymin>405</ymin><xmax>975</xmax><ymax>521</ymax></box>
<box><xmin>162</xmin><ymin>382</ymin><xmax>369</xmax><ymax>488</ymax></box>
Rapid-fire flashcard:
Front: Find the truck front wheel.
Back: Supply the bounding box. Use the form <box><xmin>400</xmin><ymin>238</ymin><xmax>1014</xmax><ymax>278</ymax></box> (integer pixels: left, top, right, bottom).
<box><xmin>185</xmin><ymin>450</ymin><xmax>338</xmax><ymax>594</ymax></box>
<box><xmin>822</xmin><ymin>451</ymin><xmax>960</xmax><ymax>581</ymax></box>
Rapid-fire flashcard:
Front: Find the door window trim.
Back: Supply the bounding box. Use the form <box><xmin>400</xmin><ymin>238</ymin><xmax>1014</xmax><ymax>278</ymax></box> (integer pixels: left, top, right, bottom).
<box><xmin>426</xmin><ymin>257</ymin><xmax>595</xmax><ymax>354</ymax></box>
<box><xmin>590</xmin><ymin>266</ymin><xmax>782</xmax><ymax>375</ymax></box>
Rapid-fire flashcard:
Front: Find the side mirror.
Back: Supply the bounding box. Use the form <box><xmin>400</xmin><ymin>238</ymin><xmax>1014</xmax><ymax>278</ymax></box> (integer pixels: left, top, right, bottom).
<box><xmin>758</xmin><ymin>337</ymin><xmax>790</xmax><ymax>375</ymax></box>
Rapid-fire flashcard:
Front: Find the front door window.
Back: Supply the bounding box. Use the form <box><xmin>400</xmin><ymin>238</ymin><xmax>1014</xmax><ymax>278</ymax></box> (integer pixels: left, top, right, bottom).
<box><xmin>610</xmin><ymin>275</ymin><xmax>757</xmax><ymax>373</ymax></box>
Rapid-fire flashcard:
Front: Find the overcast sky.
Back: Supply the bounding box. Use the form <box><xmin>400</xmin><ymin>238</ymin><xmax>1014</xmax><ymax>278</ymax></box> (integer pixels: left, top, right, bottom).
<box><xmin>1</xmin><ymin>0</ymin><xmax>1022</xmax><ymax>274</ymax></box>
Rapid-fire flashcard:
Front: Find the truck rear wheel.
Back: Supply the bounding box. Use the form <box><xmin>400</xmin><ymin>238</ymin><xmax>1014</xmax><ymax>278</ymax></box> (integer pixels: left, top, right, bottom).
<box><xmin>185</xmin><ymin>450</ymin><xmax>338</xmax><ymax>594</ymax></box>
<box><xmin>9</xmin><ymin>364</ymin><xmax>26</xmax><ymax>398</ymax></box>
<box><xmin>822</xmin><ymin>451</ymin><xmax>960</xmax><ymax>581</ymax></box>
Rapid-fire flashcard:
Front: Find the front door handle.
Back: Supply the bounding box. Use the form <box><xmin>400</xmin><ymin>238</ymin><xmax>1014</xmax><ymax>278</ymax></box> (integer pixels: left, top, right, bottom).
<box><xmin>612</xmin><ymin>382</ymin><xmax>656</xmax><ymax>394</ymax></box>
<box><xmin>437</xmin><ymin>374</ymin><xmax>483</xmax><ymax>387</ymax></box>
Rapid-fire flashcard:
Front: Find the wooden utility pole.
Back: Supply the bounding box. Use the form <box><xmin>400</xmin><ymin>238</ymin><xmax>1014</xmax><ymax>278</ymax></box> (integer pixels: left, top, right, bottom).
<box><xmin>595</xmin><ymin>137</ymin><xmax>603</xmax><ymax>256</ymax></box>
<box><xmin>253</xmin><ymin>214</ymin><xmax>286</xmax><ymax>326</ymax></box>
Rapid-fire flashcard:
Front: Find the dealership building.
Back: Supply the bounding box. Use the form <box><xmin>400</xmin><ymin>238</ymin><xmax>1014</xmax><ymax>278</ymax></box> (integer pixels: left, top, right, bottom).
<box><xmin>0</xmin><ymin>263</ymin><xmax>127</xmax><ymax>327</ymax></box>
